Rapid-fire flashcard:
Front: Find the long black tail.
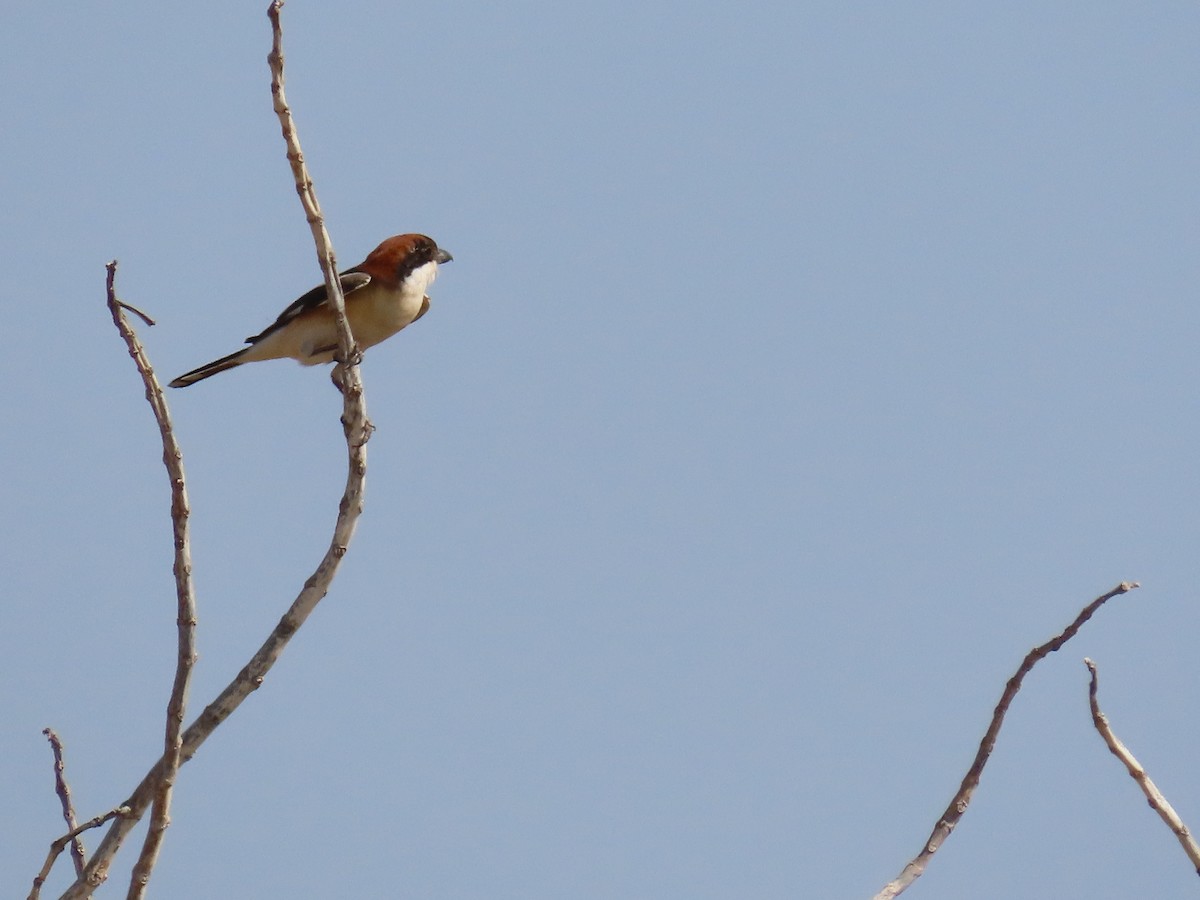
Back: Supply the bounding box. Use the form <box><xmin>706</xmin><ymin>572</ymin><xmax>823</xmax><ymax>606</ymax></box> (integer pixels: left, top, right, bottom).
<box><xmin>168</xmin><ymin>349</ymin><xmax>247</xmax><ymax>388</ymax></box>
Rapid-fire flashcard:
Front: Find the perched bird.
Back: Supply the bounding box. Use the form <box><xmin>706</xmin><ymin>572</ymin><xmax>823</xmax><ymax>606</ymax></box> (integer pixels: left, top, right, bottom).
<box><xmin>169</xmin><ymin>233</ymin><xmax>452</xmax><ymax>388</ymax></box>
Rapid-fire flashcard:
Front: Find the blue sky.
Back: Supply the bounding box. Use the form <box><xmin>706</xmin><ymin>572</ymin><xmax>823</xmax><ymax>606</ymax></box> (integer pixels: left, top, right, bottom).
<box><xmin>3</xmin><ymin>2</ymin><xmax>1199</xmax><ymax>898</ymax></box>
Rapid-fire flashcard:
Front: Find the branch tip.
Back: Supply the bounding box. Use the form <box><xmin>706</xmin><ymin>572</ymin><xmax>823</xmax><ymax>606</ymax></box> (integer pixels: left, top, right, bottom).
<box><xmin>1085</xmin><ymin>654</ymin><xmax>1200</xmax><ymax>873</ymax></box>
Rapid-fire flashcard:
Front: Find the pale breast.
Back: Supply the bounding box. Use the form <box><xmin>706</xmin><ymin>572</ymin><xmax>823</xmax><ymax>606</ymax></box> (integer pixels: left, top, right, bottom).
<box><xmin>349</xmin><ymin>279</ymin><xmax>431</xmax><ymax>349</ymax></box>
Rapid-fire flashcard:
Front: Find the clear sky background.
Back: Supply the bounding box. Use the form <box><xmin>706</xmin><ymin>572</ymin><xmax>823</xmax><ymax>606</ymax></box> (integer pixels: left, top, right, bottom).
<box><xmin>3</xmin><ymin>3</ymin><xmax>1198</xmax><ymax>898</ymax></box>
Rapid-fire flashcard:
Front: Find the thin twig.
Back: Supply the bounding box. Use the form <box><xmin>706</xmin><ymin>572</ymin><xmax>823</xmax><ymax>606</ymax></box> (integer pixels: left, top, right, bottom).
<box><xmin>42</xmin><ymin>729</ymin><xmax>86</xmax><ymax>877</ymax></box>
<box><xmin>59</xmin><ymin>6</ymin><xmax>370</xmax><ymax>896</ymax></box>
<box><xmin>116</xmin><ymin>301</ymin><xmax>156</xmax><ymax>327</ymax></box>
<box><xmin>100</xmin><ymin>262</ymin><xmax>199</xmax><ymax>900</ymax></box>
<box><xmin>1084</xmin><ymin>658</ymin><xmax>1200</xmax><ymax>875</ymax></box>
<box><xmin>29</xmin><ymin>807</ymin><xmax>130</xmax><ymax>900</ymax></box>
<box><xmin>873</xmin><ymin>581</ymin><xmax>1140</xmax><ymax>900</ymax></box>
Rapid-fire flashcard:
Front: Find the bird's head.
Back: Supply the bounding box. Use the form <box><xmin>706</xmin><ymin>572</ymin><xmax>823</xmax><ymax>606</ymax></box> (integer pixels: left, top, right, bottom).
<box><xmin>359</xmin><ymin>233</ymin><xmax>453</xmax><ymax>289</ymax></box>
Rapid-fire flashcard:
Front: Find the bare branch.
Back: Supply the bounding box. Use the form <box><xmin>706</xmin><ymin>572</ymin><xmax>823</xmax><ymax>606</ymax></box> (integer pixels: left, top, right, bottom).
<box><xmin>1084</xmin><ymin>658</ymin><xmax>1200</xmax><ymax>876</ymax></box>
<box><xmin>42</xmin><ymin>729</ymin><xmax>86</xmax><ymax>878</ymax></box>
<box><xmin>873</xmin><ymin>581</ymin><xmax>1140</xmax><ymax>900</ymax></box>
<box><xmin>266</xmin><ymin>0</ymin><xmax>368</xmax><ymax>417</ymax></box>
<box><xmin>29</xmin><ymin>807</ymin><xmax>130</xmax><ymax>900</ymax></box>
<box><xmin>99</xmin><ymin>263</ymin><xmax>200</xmax><ymax>899</ymax></box>
<box><xmin>58</xmin><ymin>6</ymin><xmax>369</xmax><ymax>896</ymax></box>
<box><xmin>116</xmin><ymin>301</ymin><xmax>156</xmax><ymax>327</ymax></box>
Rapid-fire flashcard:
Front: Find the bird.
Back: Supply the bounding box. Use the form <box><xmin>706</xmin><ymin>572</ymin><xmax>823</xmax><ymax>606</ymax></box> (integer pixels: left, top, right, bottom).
<box><xmin>169</xmin><ymin>233</ymin><xmax>452</xmax><ymax>388</ymax></box>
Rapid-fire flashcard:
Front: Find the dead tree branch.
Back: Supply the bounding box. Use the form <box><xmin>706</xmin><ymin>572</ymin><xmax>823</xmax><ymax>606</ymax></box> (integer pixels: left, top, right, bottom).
<box><xmin>30</xmin><ymin>807</ymin><xmax>130</xmax><ymax>900</ymax></box>
<box><xmin>58</xmin><ymin>5</ymin><xmax>369</xmax><ymax>896</ymax></box>
<box><xmin>42</xmin><ymin>729</ymin><xmax>86</xmax><ymax>878</ymax></box>
<box><xmin>267</xmin><ymin>0</ymin><xmax>369</xmax><ymax>418</ymax></box>
<box><xmin>873</xmin><ymin>581</ymin><xmax>1140</xmax><ymax>900</ymax></box>
<box><xmin>101</xmin><ymin>262</ymin><xmax>200</xmax><ymax>900</ymax></box>
<box><xmin>1084</xmin><ymin>658</ymin><xmax>1200</xmax><ymax>876</ymax></box>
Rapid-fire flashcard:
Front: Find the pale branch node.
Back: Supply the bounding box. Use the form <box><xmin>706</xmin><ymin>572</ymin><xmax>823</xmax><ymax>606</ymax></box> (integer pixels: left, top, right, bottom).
<box><xmin>56</xmin><ymin>6</ymin><xmax>371</xmax><ymax>897</ymax></box>
<box><xmin>102</xmin><ymin>262</ymin><xmax>199</xmax><ymax>900</ymax></box>
<box><xmin>872</xmin><ymin>581</ymin><xmax>1140</xmax><ymax>900</ymax></box>
<box><xmin>42</xmin><ymin>729</ymin><xmax>86</xmax><ymax>878</ymax></box>
<box><xmin>1084</xmin><ymin>658</ymin><xmax>1200</xmax><ymax>875</ymax></box>
<box><xmin>29</xmin><ymin>807</ymin><xmax>131</xmax><ymax>900</ymax></box>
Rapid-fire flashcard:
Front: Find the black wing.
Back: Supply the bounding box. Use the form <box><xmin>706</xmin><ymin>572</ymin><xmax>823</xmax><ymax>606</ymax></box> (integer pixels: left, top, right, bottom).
<box><xmin>245</xmin><ymin>270</ymin><xmax>374</xmax><ymax>345</ymax></box>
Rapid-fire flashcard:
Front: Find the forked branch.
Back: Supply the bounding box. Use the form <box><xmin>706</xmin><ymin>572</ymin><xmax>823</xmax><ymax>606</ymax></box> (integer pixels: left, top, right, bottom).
<box><xmin>57</xmin><ymin>5</ymin><xmax>369</xmax><ymax>896</ymax></box>
<box><xmin>101</xmin><ymin>261</ymin><xmax>200</xmax><ymax>900</ymax></box>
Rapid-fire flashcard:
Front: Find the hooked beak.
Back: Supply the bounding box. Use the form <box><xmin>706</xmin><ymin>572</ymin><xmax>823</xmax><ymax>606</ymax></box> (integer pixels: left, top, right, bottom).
<box><xmin>435</xmin><ymin>248</ymin><xmax>453</xmax><ymax>264</ymax></box>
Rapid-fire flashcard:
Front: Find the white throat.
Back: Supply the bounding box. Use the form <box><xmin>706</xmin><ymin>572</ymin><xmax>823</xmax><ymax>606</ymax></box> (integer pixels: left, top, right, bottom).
<box><xmin>402</xmin><ymin>259</ymin><xmax>439</xmax><ymax>298</ymax></box>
